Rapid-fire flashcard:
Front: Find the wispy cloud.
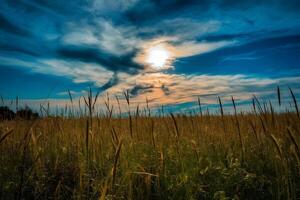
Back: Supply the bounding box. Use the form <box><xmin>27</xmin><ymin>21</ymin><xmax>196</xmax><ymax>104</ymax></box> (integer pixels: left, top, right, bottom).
<box><xmin>104</xmin><ymin>72</ymin><xmax>300</xmax><ymax>108</ymax></box>
<box><xmin>9</xmin><ymin>73</ymin><xmax>300</xmax><ymax>114</ymax></box>
<box><xmin>40</xmin><ymin>59</ymin><xmax>114</xmax><ymax>86</ymax></box>
<box><xmin>0</xmin><ymin>56</ymin><xmax>114</xmax><ymax>87</ymax></box>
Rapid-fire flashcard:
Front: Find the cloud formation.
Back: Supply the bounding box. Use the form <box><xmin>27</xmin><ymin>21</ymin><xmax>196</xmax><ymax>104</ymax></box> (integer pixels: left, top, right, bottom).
<box><xmin>10</xmin><ymin>73</ymin><xmax>300</xmax><ymax>114</ymax></box>
<box><xmin>0</xmin><ymin>0</ymin><xmax>300</xmax><ymax>110</ymax></box>
<box><xmin>104</xmin><ymin>72</ymin><xmax>300</xmax><ymax>108</ymax></box>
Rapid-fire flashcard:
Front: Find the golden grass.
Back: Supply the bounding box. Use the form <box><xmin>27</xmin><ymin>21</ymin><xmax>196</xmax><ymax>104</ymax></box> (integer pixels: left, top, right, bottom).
<box><xmin>0</xmin><ymin>90</ymin><xmax>300</xmax><ymax>199</ymax></box>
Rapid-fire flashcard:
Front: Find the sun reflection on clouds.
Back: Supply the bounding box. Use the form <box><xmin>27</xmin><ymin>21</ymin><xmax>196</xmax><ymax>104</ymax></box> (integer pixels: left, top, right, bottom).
<box><xmin>146</xmin><ymin>45</ymin><xmax>170</xmax><ymax>69</ymax></box>
<box><xmin>134</xmin><ymin>38</ymin><xmax>176</xmax><ymax>71</ymax></box>
<box><xmin>13</xmin><ymin>73</ymin><xmax>300</xmax><ymax>115</ymax></box>
<box><xmin>104</xmin><ymin>72</ymin><xmax>300</xmax><ymax>110</ymax></box>
<box><xmin>134</xmin><ymin>36</ymin><xmax>235</xmax><ymax>72</ymax></box>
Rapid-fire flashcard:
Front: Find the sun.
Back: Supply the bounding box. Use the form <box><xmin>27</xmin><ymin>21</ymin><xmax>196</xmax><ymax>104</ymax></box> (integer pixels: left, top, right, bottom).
<box><xmin>146</xmin><ymin>45</ymin><xmax>170</xmax><ymax>69</ymax></box>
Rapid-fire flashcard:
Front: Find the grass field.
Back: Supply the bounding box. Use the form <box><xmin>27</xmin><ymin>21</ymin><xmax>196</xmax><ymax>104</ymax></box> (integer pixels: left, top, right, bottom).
<box><xmin>0</xmin><ymin>89</ymin><xmax>300</xmax><ymax>199</ymax></box>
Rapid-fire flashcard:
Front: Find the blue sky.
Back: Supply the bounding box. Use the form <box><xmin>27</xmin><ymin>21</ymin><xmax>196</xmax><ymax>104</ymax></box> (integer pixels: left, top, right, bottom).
<box><xmin>1</xmin><ymin>0</ymin><xmax>300</xmax><ymax>110</ymax></box>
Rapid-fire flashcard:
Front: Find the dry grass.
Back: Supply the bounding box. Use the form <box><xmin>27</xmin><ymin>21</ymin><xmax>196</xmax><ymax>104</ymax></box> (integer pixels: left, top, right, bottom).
<box><xmin>0</xmin><ymin>90</ymin><xmax>300</xmax><ymax>199</ymax></box>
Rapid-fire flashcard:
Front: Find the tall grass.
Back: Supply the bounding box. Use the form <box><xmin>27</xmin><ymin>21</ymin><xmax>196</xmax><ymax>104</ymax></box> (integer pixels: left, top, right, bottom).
<box><xmin>0</xmin><ymin>88</ymin><xmax>299</xmax><ymax>199</ymax></box>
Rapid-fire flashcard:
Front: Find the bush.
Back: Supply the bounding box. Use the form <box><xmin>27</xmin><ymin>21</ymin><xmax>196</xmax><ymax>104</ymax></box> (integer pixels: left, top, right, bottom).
<box><xmin>0</xmin><ymin>106</ymin><xmax>39</xmax><ymax>120</ymax></box>
<box><xmin>16</xmin><ymin>106</ymin><xmax>39</xmax><ymax>120</ymax></box>
<box><xmin>0</xmin><ymin>106</ymin><xmax>15</xmax><ymax>120</ymax></box>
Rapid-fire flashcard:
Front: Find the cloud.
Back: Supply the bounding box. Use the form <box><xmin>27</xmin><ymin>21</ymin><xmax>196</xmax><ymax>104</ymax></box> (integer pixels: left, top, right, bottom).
<box><xmin>1</xmin><ymin>0</ymin><xmax>300</xmax><ymax>106</ymax></box>
<box><xmin>57</xmin><ymin>46</ymin><xmax>143</xmax><ymax>74</ymax></box>
<box><xmin>0</xmin><ymin>13</ymin><xmax>31</xmax><ymax>36</ymax></box>
<box><xmin>57</xmin><ymin>90</ymin><xmax>83</xmax><ymax>97</ymax></box>
<box><xmin>98</xmin><ymin>73</ymin><xmax>119</xmax><ymax>91</ymax></box>
<box><xmin>104</xmin><ymin>72</ymin><xmax>300</xmax><ymax>108</ymax></box>
<box><xmin>10</xmin><ymin>73</ymin><xmax>300</xmax><ymax>114</ymax></box>
<box><xmin>133</xmin><ymin>36</ymin><xmax>235</xmax><ymax>71</ymax></box>
<box><xmin>136</xmin><ymin>18</ymin><xmax>221</xmax><ymax>40</ymax></box>
<box><xmin>222</xmin><ymin>52</ymin><xmax>262</xmax><ymax>61</ymax></box>
<box><xmin>40</xmin><ymin>59</ymin><xmax>114</xmax><ymax>86</ymax></box>
<box><xmin>62</xmin><ymin>29</ymin><xmax>99</xmax><ymax>46</ymax></box>
<box><xmin>125</xmin><ymin>0</ymin><xmax>210</xmax><ymax>23</ymax></box>
<box><xmin>90</xmin><ymin>0</ymin><xmax>140</xmax><ymax>13</ymax></box>
<box><xmin>0</xmin><ymin>56</ymin><xmax>115</xmax><ymax>87</ymax></box>
<box><xmin>97</xmin><ymin>20</ymin><xmax>141</xmax><ymax>56</ymax></box>
<box><xmin>62</xmin><ymin>20</ymin><xmax>141</xmax><ymax>56</ymax></box>
<box><xmin>130</xmin><ymin>83</ymin><xmax>154</xmax><ymax>96</ymax></box>
<box><xmin>173</xmin><ymin>40</ymin><xmax>236</xmax><ymax>58</ymax></box>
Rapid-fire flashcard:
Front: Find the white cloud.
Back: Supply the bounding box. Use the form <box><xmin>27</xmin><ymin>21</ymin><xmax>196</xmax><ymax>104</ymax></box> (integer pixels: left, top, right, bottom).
<box><xmin>0</xmin><ymin>56</ymin><xmax>114</xmax><ymax>87</ymax></box>
<box><xmin>98</xmin><ymin>20</ymin><xmax>140</xmax><ymax>56</ymax></box>
<box><xmin>56</xmin><ymin>90</ymin><xmax>83</xmax><ymax>97</ymax></box>
<box><xmin>62</xmin><ymin>19</ymin><xmax>141</xmax><ymax>56</ymax></box>
<box><xmin>62</xmin><ymin>29</ymin><xmax>99</xmax><ymax>46</ymax></box>
<box><xmin>39</xmin><ymin>59</ymin><xmax>114</xmax><ymax>86</ymax></box>
<box><xmin>173</xmin><ymin>40</ymin><xmax>236</xmax><ymax>58</ymax></box>
<box><xmin>153</xmin><ymin>19</ymin><xmax>221</xmax><ymax>40</ymax></box>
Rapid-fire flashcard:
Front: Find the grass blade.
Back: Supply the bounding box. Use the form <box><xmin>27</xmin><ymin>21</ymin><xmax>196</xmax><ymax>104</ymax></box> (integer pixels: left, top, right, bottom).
<box><xmin>0</xmin><ymin>129</ymin><xmax>14</xmax><ymax>144</ymax></box>
<box><xmin>277</xmin><ymin>86</ymin><xmax>281</xmax><ymax>106</ymax></box>
<box><xmin>289</xmin><ymin>87</ymin><xmax>299</xmax><ymax>118</ymax></box>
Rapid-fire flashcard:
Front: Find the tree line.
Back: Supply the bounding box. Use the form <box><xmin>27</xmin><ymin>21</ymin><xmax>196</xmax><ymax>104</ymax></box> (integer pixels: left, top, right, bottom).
<box><xmin>0</xmin><ymin>106</ymin><xmax>39</xmax><ymax>120</ymax></box>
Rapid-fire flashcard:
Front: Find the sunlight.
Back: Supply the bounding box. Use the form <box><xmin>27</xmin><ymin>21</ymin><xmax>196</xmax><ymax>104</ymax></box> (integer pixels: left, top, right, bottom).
<box><xmin>146</xmin><ymin>45</ymin><xmax>170</xmax><ymax>69</ymax></box>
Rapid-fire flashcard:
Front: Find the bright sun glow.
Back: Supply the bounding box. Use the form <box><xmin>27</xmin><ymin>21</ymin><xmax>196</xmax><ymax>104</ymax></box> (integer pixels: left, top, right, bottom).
<box><xmin>146</xmin><ymin>46</ymin><xmax>170</xmax><ymax>69</ymax></box>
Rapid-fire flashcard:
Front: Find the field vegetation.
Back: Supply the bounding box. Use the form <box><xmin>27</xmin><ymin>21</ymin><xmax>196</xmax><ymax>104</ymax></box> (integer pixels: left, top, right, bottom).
<box><xmin>0</xmin><ymin>88</ymin><xmax>299</xmax><ymax>199</ymax></box>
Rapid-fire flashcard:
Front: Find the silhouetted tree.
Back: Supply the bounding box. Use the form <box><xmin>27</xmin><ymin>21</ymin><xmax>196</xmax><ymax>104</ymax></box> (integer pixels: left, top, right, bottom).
<box><xmin>0</xmin><ymin>106</ymin><xmax>15</xmax><ymax>120</ymax></box>
<box><xmin>16</xmin><ymin>106</ymin><xmax>39</xmax><ymax>120</ymax></box>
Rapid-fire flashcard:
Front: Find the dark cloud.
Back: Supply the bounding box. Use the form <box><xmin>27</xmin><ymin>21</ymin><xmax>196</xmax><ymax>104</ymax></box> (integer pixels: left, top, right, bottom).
<box><xmin>0</xmin><ymin>42</ymin><xmax>39</xmax><ymax>56</ymax></box>
<box><xmin>99</xmin><ymin>73</ymin><xmax>119</xmax><ymax>91</ymax></box>
<box><xmin>0</xmin><ymin>13</ymin><xmax>31</xmax><ymax>36</ymax></box>
<box><xmin>57</xmin><ymin>46</ymin><xmax>144</xmax><ymax>74</ymax></box>
<box><xmin>31</xmin><ymin>0</ymin><xmax>76</xmax><ymax>13</ymax></box>
<box><xmin>6</xmin><ymin>0</ymin><xmax>40</xmax><ymax>14</ymax></box>
<box><xmin>161</xmin><ymin>84</ymin><xmax>171</xmax><ymax>96</ymax></box>
<box><xmin>217</xmin><ymin>0</ymin><xmax>300</xmax><ymax>11</ymax></box>
<box><xmin>198</xmin><ymin>93</ymin><xmax>218</xmax><ymax>98</ymax></box>
<box><xmin>218</xmin><ymin>0</ymin><xmax>264</xmax><ymax>8</ymax></box>
<box><xmin>200</xmin><ymin>33</ymin><xmax>251</xmax><ymax>42</ymax></box>
<box><xmin>125</xmin><ymin>0</ymin><xmax>210</xmax><ymax>24</ymax></box>
<box><xmin>129</xmin><ymin>83</ymin><xmax>172</xmax><ymax>97</ymax></box>
<box><xmin>0</xmin><ymin>31</ymin><xmax>55</xmax><ymax>57</ymax></box>
<box><xmin>130</xmin><ymin>84</ymin><xmax>154</xmax><ymax>96</ymax></box>
<box><xmin>274</xmin><ymin>0</ymin><xmax>300</xmax><ymax>12</ymax></box>
<box><xmin>125</xmin><ymin>0</ymin><xmax>300</xmax><ymax>30</ymax></box>
<box><xmin>7</xmin><ymin>0</ymin><xmax>86</xmax><ymax>17</ymax></box>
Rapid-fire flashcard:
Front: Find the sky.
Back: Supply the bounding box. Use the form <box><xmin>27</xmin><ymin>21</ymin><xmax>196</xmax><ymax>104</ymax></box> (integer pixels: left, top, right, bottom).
<box><xmin>1</xmin><ymin>0</ymin><xmax>300</xmax><ymax>112</ymax></box>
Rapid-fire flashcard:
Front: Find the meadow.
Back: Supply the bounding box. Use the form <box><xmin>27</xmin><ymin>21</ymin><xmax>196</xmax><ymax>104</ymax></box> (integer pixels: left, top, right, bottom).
<box><xmin>0</xmin><ymin>88</ymin><xmax>299</xmax><ymax>200</ymax></box>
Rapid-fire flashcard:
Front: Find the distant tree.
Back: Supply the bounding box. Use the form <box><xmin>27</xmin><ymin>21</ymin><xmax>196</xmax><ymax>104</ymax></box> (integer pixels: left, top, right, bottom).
<box><xmin>0</xmin><ymin>106</ymin><xmax>16</xmax><ymax>120</ymax></box>
<box><xmin>16</xmin><ymin>106</ymin><xmax>39</xmax><ymax>120</ymax></box>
